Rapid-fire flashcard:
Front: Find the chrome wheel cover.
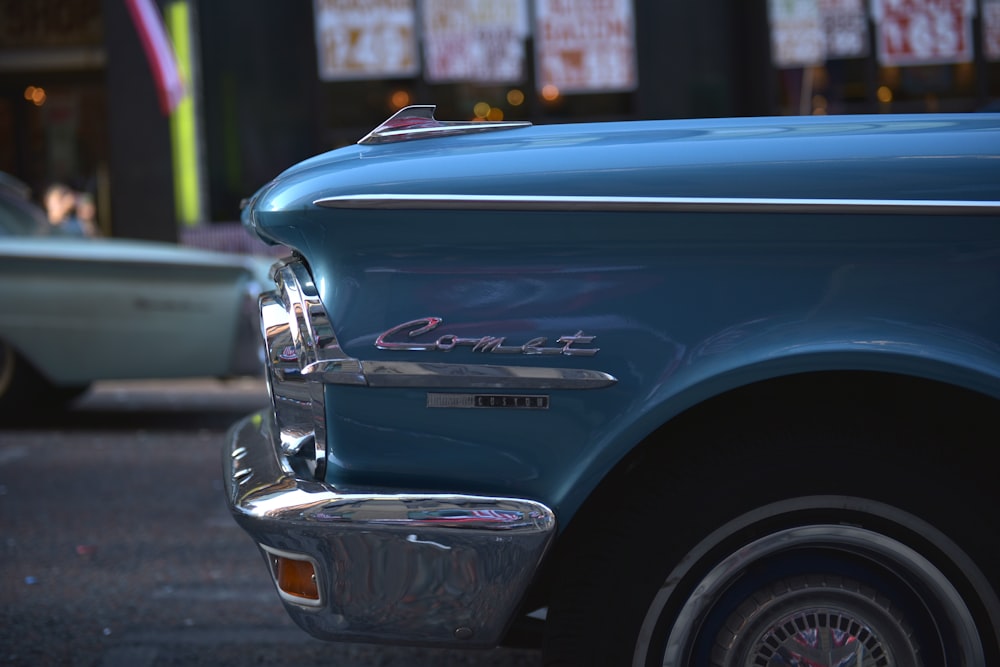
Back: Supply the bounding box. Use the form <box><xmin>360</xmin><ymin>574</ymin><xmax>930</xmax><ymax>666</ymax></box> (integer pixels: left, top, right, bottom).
<box><xmin>747</xmin><ymin>607</ymin><xmax>891</xmax><ymax>667</ymax></box>
<box><xmin>712</xmin><ymin>576</ymin><xmax>919</xmax><ymax>667</ymax></box>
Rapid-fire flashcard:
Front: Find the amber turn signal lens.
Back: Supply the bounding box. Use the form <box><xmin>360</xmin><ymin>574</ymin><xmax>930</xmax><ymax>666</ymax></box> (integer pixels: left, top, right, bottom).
<box><xmin>275</xmin><ymin>555</ymin><xmax>319</xmax><ymax>601</ymax></box>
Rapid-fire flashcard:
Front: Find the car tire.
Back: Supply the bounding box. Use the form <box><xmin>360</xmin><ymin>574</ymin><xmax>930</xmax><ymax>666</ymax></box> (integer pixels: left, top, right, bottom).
<box><xmin>542</xmin><ymin>426</ymin><xmax>1000</xmax><ymax>667</ymax></box>
<box><xmin>0</xmin><ymin>339</ymin><xmax>88</xmax><ymax>419</ymax></box>
<box><xmin>0</xmin><ymin>339</ymin><xmax>40</xmax><ymax>417</ymax></box>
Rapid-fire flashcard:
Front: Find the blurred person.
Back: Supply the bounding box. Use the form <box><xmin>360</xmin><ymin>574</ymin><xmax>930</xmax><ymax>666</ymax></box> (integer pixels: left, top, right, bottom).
<box><xmin>73</xmin><ymin>192</ymin><xmax>99</xmax><ymax>237</ymax></box>
<box><xmin>43</xmin><ymin>182</ymin><xmax>75</xmax><ymax>229</ymax></box>
<box><xmin>42</xmin><ymin>183</ymin><xmax>96</xmax><ymax>237</ymax></box>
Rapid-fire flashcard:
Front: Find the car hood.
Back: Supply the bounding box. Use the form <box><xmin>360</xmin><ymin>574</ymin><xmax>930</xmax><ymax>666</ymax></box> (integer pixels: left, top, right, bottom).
<box><xmin>242</xmin><ymin>113</ymin><xmax>1000</xmax><ymax>249</ymax></box>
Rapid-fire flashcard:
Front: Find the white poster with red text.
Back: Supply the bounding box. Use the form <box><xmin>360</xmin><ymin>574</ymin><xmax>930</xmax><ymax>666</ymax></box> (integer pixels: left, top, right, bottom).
<box><xmin>421</xmin><ymin>0</ymin><xmax>529</xmax><ymax>83</ymax></box>
<box><xmin>313</xmin><ymin>0</ymin><xmax>419</xmax><ymax>81</ymax></box>
<box><xmin>984</xmin><ymin>0</ymin><xmax>1000</xmax><ymax>61</ymax></box>
<box><xmin>769</xmin><ymin>0</ymin><xmax>825</xmax><ymax>67</ymax></box>
<box><xmin>871</xmin><ymin>0</ymin><xmax>976</xmax><ymax>66</ymax></box>
<box><xmin>534</xmin><ymin>0</ymin><xmax>638</xmax><ymax>94</ymax></box>
<box><xmin>769</xmin><ymin>0</ymin><xmax>868</xmax><ymax>68</ymax></box>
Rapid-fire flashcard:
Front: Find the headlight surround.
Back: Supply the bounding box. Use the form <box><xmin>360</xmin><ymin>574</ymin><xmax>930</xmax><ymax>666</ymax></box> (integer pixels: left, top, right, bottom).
<box><xmin>259</xmin><ymin>258</ymin><xmax>361</xmax><ymax>479</ymax></box>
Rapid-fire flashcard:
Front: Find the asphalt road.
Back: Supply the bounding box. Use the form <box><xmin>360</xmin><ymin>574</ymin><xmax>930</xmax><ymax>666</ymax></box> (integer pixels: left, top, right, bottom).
<box><xmin>0</xmin><ymin>379</ymin><xmax>543</xmax><ymax>667</ymax></box>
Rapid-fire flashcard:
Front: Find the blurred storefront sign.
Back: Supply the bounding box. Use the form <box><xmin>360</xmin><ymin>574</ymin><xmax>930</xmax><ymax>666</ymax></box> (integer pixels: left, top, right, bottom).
<box><xmin>0</xmin><ymin>0</ymin><xmax>102</xmax><ymax>49</ymax></box>
<box><xmin>769</xmin><ymin>0</ymin><xmax>825</xmax><ymax>67</ymax></box>
<box><xmin>533</xmin><ymin>0</ymin><xmax>638</xmax><ymax>94</ymax></box>
<box><xmin>0</xmin><ymin>0</ymin><xmax>104</xmax><ymax>72</ymax></box>
<box><xmin>871</xmin><ymin>0</ymin><xmax>976</xmax><ymax>65</ymax></box>
<box><xmin>421</xmin><ymin>0</ymin><xmax>528</xmax><ymax>83</ymax></box>
<box><xmin>768</xmin><ymin>0</ymin><xmax>867</xmax><ymax>68</ymax></box>
<box><xmin>821</xmin><ymin>0</ymin><xmax>869</xmax><ymax>59</ymax></box>
<box><xmin>313</xmin><ymin>0</ymin><xmax>419</xmax><ymax>81</ymax></box>
<box><xmin>985</xmin><ymin>0</ymin><xmax>1000</xmax><ymax>61</ymax></box>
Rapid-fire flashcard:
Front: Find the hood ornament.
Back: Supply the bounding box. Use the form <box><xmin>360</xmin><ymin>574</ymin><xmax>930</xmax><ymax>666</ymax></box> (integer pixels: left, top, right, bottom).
<box><xmin>358</xmin><ymin>105</ymin><xmax>531</xmax><ymax>145</ymax></box>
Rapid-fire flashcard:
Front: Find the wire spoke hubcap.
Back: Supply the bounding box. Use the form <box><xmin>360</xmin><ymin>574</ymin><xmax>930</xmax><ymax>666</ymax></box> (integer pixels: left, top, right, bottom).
<box><xmin>748</xmin><ymin>607</ymin><xmax>891</xmax><ymax>667</ymax></box>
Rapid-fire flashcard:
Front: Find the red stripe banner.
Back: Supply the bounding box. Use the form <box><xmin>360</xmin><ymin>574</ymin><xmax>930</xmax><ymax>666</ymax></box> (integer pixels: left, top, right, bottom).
<box><xmin>125</xmin><ymin>0</ymin><xmax>186</xmax><ymax>115</ymax></box>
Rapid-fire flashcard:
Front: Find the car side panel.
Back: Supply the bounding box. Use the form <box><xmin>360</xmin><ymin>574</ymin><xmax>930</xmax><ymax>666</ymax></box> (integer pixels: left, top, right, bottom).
<box><xmin>305</xmin><ymin>208</ymin><xmax>999</xmax><ymax>522</ymax></box>
<box><xmin>0</xmin><ymin>249</ymin><xmax>253</xmax><ymax>383</ymax></box>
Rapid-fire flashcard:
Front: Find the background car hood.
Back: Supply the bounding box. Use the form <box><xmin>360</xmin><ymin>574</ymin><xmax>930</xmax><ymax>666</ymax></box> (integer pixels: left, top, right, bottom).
<box><xmin>0</xmin><ymin>235</ymin><xmax>274</xmax><ymax>282</ymax></box>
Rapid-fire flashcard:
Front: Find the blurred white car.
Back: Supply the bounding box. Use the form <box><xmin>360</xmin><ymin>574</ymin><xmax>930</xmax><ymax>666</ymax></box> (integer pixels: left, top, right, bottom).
<box><xmin>0</xmin><ymin>176</ymin><xmax>272</xmax><ymax>418</ymax></box>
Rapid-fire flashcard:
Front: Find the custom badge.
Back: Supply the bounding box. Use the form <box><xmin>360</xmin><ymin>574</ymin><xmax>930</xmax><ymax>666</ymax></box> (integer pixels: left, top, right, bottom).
<box><xmin>427</xmin><ymin>394</ymin><xmax>550</xmax><ymax>409</ymax></box>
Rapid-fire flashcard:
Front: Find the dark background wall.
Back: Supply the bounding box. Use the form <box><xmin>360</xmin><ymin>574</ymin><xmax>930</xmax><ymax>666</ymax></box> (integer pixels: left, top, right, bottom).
<box><xmin>198</xmin><ymin>0</ymin><xmax>318</xmax><ymax>222</ymax></box>
<box><xmin>101</xmin><ymin>0</ymin><xmax>176</xmax><ymax>242</ymax></box>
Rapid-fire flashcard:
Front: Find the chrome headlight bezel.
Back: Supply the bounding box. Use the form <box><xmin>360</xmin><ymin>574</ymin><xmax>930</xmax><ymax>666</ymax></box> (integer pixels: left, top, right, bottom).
<box><xmin>259</xmin><ymin>257</ymin><xmax>363</xmax><ymax>479</ymax></box>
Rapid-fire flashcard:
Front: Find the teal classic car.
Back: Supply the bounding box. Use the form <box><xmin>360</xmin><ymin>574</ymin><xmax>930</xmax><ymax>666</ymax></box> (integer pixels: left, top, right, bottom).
<box><xmin>225</xmin><ymin>107</ymin><xmax>1000</xmax><ymax>666</ymax></box>
<box><xmin>0</xmin><ymin>181</ymin><xmax>271</xmax><ymax>418</ymax></box>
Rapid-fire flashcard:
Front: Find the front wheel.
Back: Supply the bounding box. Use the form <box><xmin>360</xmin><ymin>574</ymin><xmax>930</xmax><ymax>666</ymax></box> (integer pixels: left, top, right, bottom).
<box><xmin>635</xmin><ymin>499</ymin><xmax>989</xmax><ymax>666</ymax></box>
<box><xmin>544</xmin><ymin>494</ymin><xmax>999</xmax><ymax>667</ymax></box>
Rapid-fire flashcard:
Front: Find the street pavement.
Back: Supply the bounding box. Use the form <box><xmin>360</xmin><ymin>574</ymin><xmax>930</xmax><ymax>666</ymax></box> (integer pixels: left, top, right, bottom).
<box><xmin>0</xmin><ymin>379</ymin><xmax>542</xmax><ymax>667</ymax></box>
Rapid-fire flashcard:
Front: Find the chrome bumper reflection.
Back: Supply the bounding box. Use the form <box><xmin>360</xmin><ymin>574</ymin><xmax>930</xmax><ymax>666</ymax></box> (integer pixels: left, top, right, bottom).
<box><xmin>224</xmin><ymin>412</ymin><xmax>556</xmax><ymax>647</ymax></box>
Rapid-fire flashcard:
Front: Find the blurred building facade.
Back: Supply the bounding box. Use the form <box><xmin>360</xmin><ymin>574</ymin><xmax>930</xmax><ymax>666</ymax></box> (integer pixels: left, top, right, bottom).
<box><xmin>1</xmin><ymin>0</ymin><xmax>997</xmax><ymax>244</ymax></box>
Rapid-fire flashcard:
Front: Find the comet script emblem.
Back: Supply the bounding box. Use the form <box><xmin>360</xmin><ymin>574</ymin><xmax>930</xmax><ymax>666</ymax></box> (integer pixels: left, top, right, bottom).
<box><xmin>376</xmin><ymin>317</ymin><xmax>599</xmax><ymax>357</ymax></box>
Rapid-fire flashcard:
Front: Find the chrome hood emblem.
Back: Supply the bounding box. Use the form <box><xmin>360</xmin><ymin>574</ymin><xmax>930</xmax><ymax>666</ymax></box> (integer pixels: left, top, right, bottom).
<box><xmin>376</xmin><ymin>317</ymin><xmax>599</xmax><ymax>357</ymax></box>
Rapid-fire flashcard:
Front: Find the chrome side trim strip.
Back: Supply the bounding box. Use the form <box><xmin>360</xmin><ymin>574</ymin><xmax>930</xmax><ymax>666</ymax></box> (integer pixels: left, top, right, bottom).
<box><xmin>358</xmin><ymin>105</ymin><xmax>531</xmax><ymax>145</ymax></box>
<box><xmin>314</xmin><ymin>193</ymin><xmax>1000</xmax><ymax>216</ymax></box>
<box><xmin>298</xmin><ymin>353</ymin><xmax>618</xmax><ymax>390</ymax></box>
<box><xmin>357</xmin><ymin>360</ymin><xmax>616</xmax><ymax>389</ymax></box>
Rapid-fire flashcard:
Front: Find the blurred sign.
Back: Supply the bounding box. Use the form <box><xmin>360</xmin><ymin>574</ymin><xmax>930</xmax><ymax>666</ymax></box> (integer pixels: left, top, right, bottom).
<box><xmin>0</xmin><ymin>0</ymin><xmax>102</xmax><ymax>48</ymax></box>
<box><xmin>871</xmin><ymin>0</ymin><xmax>976</xmax><ymax>65</ymax></box>
<box><xmin>769</xmin><ymin>0</ymin><xmax>868</xmax><ymax>67</ymax></box>
<box><xmin>769</xmin><ymin>0</ymin><xmax>825</xmax><ymax>67</ymax></box>
<box><xmin>534</xmin><ymin>0</ymin><xmax>638</xmax><ymax>94</ymax></box>
<box><xmin>422</xmin><ymin>0</ymin><xmax>528</xmax><ymax>83</ymax></box>
<box><xmin>313</xmin><ymin>0</ymin><xmax>418</xmax><ymax>81</ymax></box>
<box><xmin>985</xmin><ymin>0</ymin><xmax>1000</xmax><ymax>61</ymax></box>
<box><xmin>820</xmin><ymin>0</ymin><xmax>869</xmax><ymax>59</ymax></box>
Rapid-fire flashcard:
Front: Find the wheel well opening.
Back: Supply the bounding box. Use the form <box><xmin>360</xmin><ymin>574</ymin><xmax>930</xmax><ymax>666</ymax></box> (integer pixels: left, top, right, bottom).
<box><xmin>514</xmin><ymin>371</ymin><xmax>998</xmax><ymax>645</ymax></box>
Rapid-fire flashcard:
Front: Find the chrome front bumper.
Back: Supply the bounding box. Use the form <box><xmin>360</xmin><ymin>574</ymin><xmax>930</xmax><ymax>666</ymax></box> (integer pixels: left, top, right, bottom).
<box><xmin>223</xmin><ymin>411</ymin><xmax>556</xmax><ymax>647</ymax></box>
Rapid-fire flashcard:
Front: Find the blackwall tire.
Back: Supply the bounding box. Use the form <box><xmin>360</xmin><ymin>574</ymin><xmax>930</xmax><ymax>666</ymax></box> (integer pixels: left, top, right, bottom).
<box><xmin>0</xmin><ymin>339</ymin><xmax>34</xmax><ymax>418</ymax></box>
<box><xmin>0</xmin><ymin>340</ymin><xmax>14</xmax><ymax>404</ymax></box>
